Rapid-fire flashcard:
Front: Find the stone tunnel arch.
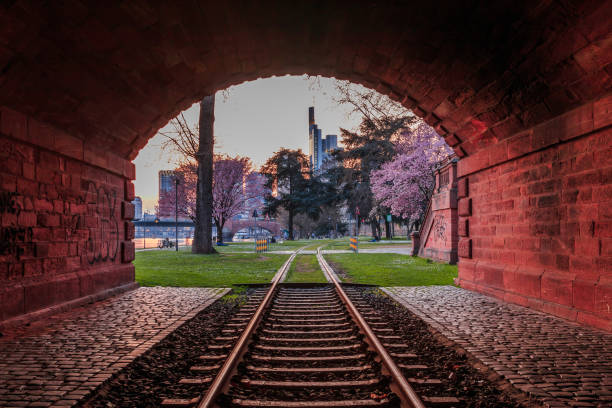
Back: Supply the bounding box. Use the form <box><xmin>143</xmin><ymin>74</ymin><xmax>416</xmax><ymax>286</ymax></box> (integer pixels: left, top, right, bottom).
<box><xmin>225</xmin><ymin>220</ymin><xmax>282</xmax><ymax>240</ymax></box>
<box><xmin>0</xmin><ymin>1</ymin><xmax>611</xmax><ymax>330</ymax></box>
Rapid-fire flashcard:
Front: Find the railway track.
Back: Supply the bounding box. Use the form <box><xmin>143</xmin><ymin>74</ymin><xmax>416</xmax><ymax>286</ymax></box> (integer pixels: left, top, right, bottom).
<box><xmin>161</xmin><ymin>248</ymin><xmax>459</xmax><ymax>408</ymax></box>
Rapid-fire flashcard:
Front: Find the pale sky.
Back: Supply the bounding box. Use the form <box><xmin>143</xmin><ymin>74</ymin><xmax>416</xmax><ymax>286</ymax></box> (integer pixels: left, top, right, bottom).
<box><xmin>134</xmin><ymin>75</ymin><xmax>364</xmax><ymax>212</ymax></box>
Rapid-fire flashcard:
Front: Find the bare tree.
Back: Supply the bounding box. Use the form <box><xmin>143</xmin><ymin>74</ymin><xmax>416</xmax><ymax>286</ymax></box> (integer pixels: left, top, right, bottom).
<box><xmin>161</xmin><ymin>95</ymin><xmax>216</xmax><ymax>254</ymax></box>
<box><xmin>193</xmin><ymin>96</ymin><xmax>216</xmax><ymax>253</ymax></box>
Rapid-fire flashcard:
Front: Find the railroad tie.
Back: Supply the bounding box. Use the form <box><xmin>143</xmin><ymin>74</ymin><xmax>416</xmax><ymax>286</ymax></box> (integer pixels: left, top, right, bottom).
<box><xmin>240</xmin><ymin>378</ymin><xmax>380</xmax><ymax>388</ymax></box>
<box><xmin>232</xmin><ymin>399</ymin><xmax>389</xmax><ymax>407</ymax></box>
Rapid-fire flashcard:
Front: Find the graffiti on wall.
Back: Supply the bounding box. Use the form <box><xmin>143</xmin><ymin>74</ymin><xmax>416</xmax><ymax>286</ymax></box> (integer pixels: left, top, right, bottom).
<box><xmin>83</xmin><ymin>183</ymin><xmax>119</xmax><ymax>265</ymax></box>
<box><xmin>0</xmin><ymin>192</ymin><xmax>31</xmax><ymax>259</ymax></box>
<box><xmin>433</xmin><ymin>215</ymin><xmax>447</xmax><ymax>242</ymax></box>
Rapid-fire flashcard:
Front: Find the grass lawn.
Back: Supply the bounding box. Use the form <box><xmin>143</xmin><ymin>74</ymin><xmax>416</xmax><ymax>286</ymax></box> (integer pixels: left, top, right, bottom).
<box><xmin>323</xmin><ymin>239</ymin><xmax>412</xmax><ymax>250</ymax></box>
<box><xmin>284</xmin><ymin>255</ymin><xmax>327</xmax><ymax>283</ymax></box>
<box><xmin>213</xmin><ymin>239</ymin><xmax>326</xmax><ymax>253</ymax></box>
<box><xmin>135</xmin><ymin>248</ymin><xmax>289</xmax><ymax>290</ymax></box>
<box><xmin>324</xmin><ymin>253</ymin><xmax>457</xmax><ymax>286</ymax></box>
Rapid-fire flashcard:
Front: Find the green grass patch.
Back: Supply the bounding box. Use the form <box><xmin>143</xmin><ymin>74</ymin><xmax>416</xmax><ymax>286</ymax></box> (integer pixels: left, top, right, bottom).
<box><xmin>213</xmin><ymin>239</ymin><xmax>326</xmax><ymax>253</ymax></box>
<box><xmin>284</xmin><ymin>255</ymin><xmax>327</xmax><ymax>283</ymax></box>
<box><xmin>324</xmin><ymin>253</ymin><xmax>457</xmax><ymax>286</ymax></box>
<box><xmin>135</xmin><ymin>248</ymin><xmax>289</xmax><ymax>290</ymax></box>
<box><xmin>322</xmin><ymin>239</ymin><xmax>411</xmax><ymax>250</ymax></box>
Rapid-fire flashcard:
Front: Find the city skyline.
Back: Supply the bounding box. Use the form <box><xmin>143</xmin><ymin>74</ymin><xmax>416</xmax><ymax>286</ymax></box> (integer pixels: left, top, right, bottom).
<box><xmin>134</xmin><ymin>76</ymin><xmax>363</xmax><ymax>213</ymax></box>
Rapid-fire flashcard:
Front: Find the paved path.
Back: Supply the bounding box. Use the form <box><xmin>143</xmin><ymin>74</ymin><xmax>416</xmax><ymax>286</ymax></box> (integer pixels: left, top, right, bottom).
<box><xmin>266</xmin><ymin>248</ymin><xmax>413</xmax><ymax>255</ymax></box>
<box><xmin>0</xmin><ymin>287</ymin><xmax>229</xmax><ymax>408</ymax></box>
<box><xmin>384</xmin><ymin>286</ymin><xmax>612</xmax><ymax>408</ymax></box>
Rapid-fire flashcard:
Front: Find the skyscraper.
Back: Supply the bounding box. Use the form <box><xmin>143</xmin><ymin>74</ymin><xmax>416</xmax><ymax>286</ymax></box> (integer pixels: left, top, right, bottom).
<box><xmin>308</xmin><ymin>106</ymin><xmax>322</xmax><ymax>171</ymax></box>
<box><xmin>308</xmin><ymin>107</ymin><xmax>339</xmax><ymax>172</ymax></box>
<box><xmin>132</xmin><ymin>197</ymin><xmax>143</xmax><ymax>220</ymax></box>
<box><xmin>325</xmin><ymin>134</ymin><xmax>337</xmax><ymax>151</ymax></box>
<box><xmin>157</xmin><ymin>170</ymin><xmax>188</xmax><ymax>220</ymax></box>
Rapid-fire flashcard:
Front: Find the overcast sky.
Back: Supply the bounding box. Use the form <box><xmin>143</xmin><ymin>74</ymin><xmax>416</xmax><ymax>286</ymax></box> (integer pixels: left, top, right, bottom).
<box><xmin>133</xmin><ymin>75</ymin><xmax>364</xmax><ymax>212</ymax></box>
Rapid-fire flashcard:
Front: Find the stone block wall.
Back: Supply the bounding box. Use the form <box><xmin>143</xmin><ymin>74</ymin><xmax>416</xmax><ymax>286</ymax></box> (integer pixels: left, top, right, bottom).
<box><xmin>456</xmin><ymin>94</ymin><xmax>612</xmax><ymax>331</ymax></box>
<box><xmin>417</xmin><ymin>157</ymin><xmax>459</xmax><ymax>264</ymax></box>
<box><xmin>0</xmin><ymin>107</ymin><xmax>136</xmax><ymax>323</ymax></box>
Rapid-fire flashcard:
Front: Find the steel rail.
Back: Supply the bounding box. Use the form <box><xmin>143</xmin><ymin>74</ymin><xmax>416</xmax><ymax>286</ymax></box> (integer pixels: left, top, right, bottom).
<box><xmin>316</xmin><ymin>248</ymin><xmax>426</xmax><ymax>408</ymax></box>
<box><xmin>197</xmin><ymin>247</ymin><xmax>301</xmax><ymax>408</ymax></box>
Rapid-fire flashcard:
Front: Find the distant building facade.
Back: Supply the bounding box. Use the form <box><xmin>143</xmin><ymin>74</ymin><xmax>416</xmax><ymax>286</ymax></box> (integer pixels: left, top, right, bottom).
<box><xmin>308</xmin><ymin>107</ymin><xmax>339</xmax><ymax>172</ymax></box>
<box><xmin>157</xmin><ymin>170</ymin><xmax>189</xmax><ymax>221</ymax></box>
<box><xmin>132</xmin><ymin>197</ymin><xmax>142</xmax><ymax>220</ymax></box>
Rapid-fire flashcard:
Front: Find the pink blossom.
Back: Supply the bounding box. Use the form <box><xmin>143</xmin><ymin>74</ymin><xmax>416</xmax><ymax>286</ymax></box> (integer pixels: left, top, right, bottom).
<box><xmin>370</xmin><ymin>122</ymin><xmax>451</xmax><ymax>222</ymax></box>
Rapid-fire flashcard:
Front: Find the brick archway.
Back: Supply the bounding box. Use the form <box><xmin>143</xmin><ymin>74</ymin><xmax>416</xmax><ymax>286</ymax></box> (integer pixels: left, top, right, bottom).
<box><xmin>224</xmin><ymin>220</ymin><xmax>282</xmax><ymax>240</ymax></box>
<box><xmin>0</xmin><ymin>1</ymin><xmax>611</xmax><ymax>329</ymax></box>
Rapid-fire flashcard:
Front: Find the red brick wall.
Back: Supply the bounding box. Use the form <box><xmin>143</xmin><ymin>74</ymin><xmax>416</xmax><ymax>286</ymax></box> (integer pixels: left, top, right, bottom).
<box><xmin>0</xmin><ymin>107</ymin><xmax>136</xmax><ymax>322</ymax></box>
<box><xmin>456</xmin><ymin>95</ymin><xmax>612</xmax><ymax>331</ymax></box>
<box><xmin>418</xmin><ymin>159</ymin><xmax>459</xmax><ymax>264</ymax></box>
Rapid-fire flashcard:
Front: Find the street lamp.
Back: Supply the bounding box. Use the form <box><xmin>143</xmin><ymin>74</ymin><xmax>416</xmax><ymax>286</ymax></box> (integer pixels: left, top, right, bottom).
<box><xmin>175</xmin><ymin>177</ymin><xmax>180</xmax><ymax>252</ymax></box>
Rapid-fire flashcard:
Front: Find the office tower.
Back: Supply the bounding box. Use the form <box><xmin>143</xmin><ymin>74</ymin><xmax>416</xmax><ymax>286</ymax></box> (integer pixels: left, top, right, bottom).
<box><xmin>325</xmin><ymin>134</ymin><xmax>337</xmax><ymax>151</ymax></box>
<box><xmin>308</xmin><ymin>108</ymin><xmax>340</xmax><ymax>172</ymax></box>
<box><xmin>308</xmin><ymin>106</ymin><xmax>322</xmax><ymax>171</ymax></box>
<box><xmin>132</xmin><ymin>197</ymin><xmax>142</xmax><ymax>220</ymax></box>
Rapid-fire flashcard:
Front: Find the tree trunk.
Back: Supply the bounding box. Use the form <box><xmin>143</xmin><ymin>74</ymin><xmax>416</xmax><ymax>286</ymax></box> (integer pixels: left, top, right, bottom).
<box><xmin>192</xmin><ymin>95</ymin><xmax>216</xmax><ymax>254</ymax></box>
<box><xmin>288</xmin><ymin>208</ymin><xmax>294</xmax><ymax>240</ymax></box>
<box><xmin>384</xmin><ymin>218</ymin><xmax>391</xmax><ymax>239</ymax></box>
<box><xmin>214</xmin><ymin>218</ymin><xmax>225</xmax><ymax>245</ymax></box>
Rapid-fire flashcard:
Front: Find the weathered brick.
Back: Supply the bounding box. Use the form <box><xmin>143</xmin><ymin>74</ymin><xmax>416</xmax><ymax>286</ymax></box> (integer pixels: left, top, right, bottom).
<box><xmin>507</xmin><ymin>130</ymin><xmax>533</xmax><ymax>159</ymax></box>
<box><xmin>458</xmin><ymin>238</ymin><xmax>472</xmax><ymax>258</ymax></box>
<box><xmin>54</xmin><ymin>130</ymin><xmax>84</xmax><ymax>160</ymax></box>
<box><xmin>573</xmin><ymin>279</ymin><xmax>597</xmax><ymax>312</ymax></box>
<box><xmin>541</xmin><ymin>271</ymin><xmax>575</xmax><ymax>307</ymax></box>
<box><xmin>124</xmin><ymin>181</ymin><xmax>135</xmax><ymax>201</ymax></box>
<box><xmin>37</xmin><ymin>214</ymin><xmax>60</xmax><ymax>227</ymax></box>
<box><xmin>458</xmin><ymin>218</ymin><xmax>469</xmax><ymax>237</ymax></box>
<box><xmin>121</xmin><ymin>241</ymin><xmax>135</xmax><ymax>263</ymax></box>
<box><xmin>17</xmin><ymin>211</ymin><xmax>37</xmax><ymax>227</ymax></box>
<box><xmin>125</xmin><ymin>221</ymin><xmax>135</xmax><ymax>240</ymax></box>
<box><xmin>457</xmin><ymin>177</ymin><xmax>468</xmax><ymax>198</ymax></box>
<box><xmin>593</xmin><ymin>93</ymin><xmax>612</xmax><ymax>129</ymax></box>
<box><xmin>122</xmin><ymin>202</ymin><xmax>134</xmax><ymax>220</ymax></box>
<box><xmin>458</xmin><ymin>198</ymin><xmax>471</xmax><ymax>216</ymax></box>
<box><xmin>17</xmin><ymin>178</ymin><xmax>38</xmax><ymax>196</ymax></box>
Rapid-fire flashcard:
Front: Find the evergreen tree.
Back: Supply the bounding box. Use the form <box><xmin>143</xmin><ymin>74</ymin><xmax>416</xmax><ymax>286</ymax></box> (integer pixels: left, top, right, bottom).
<box><xmin>260</xmin><ymin>149</ymin><xmax>312</xmax><ymax>240</ymax></box>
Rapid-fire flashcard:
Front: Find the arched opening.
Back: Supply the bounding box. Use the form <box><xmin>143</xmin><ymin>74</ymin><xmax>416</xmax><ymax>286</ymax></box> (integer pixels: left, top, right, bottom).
<box><xmin>0</xmin><ymin>1</ymin><xmax>610</xmax><ymax>329</ymax></box>
<box><xmin>232</xmin><ymin>227</ymin><xmax>273</xmax><ymax>242</ymax></box>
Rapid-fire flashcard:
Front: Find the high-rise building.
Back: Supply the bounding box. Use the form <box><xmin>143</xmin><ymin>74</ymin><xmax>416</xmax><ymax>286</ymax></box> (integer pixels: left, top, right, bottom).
<box><xmin>159</xmin><ymin>170</ymin><xmax>175</xmax><ymax>194</ymax></box>
<box><xmin>308</xmin><ymin>107</ymin><xmax>339</xmax><ymax>172</ymax></box>
<box><xmin>157</xmin><ymin>170</ymin><xmax>188</xmax><ymax>220</ymax></box>
<box><xmin>308</xmin><ymin>106</ymin><xmax>322</xmax><ymax>171</ymax></box>
<box><xmin>132</xmin><ymin>197</ymin><xmax>142</xmax><ymax>220</ymax></box>
<box><xmin>325</xmin><ymin>134</ymin><xmax>337</xmax><ymax>151</ymax></box>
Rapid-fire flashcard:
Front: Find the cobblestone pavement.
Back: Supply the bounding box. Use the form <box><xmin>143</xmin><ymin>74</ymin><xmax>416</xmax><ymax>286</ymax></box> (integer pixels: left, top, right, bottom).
<box><xmin>384</xmin><ymin>286</ymin><xmax>612</xmax><ymax>408</ymax></box>
<box><xmin>0</xmin><ymin>287</ymin><xmax>229</xmax><ymax>408</ymax></box>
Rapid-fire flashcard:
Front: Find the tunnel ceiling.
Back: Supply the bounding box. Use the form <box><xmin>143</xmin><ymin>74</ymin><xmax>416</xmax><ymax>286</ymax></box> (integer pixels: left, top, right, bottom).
<box><xmin>0</xmin><ymin>0</ymin><xmax>610</xmax><ymax>159</ymax></box>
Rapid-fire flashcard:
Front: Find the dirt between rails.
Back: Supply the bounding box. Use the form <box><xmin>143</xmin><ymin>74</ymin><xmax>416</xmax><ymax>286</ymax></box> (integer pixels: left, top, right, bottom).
<box><xmin>77</xmin><ymin>290</ymin><xmax>252</xmax><ymax>408</ymax></box>
<box><xmin>350</xmin><ymin>286</ymin><xmax>541</xmax><ymax>408</ymax></box>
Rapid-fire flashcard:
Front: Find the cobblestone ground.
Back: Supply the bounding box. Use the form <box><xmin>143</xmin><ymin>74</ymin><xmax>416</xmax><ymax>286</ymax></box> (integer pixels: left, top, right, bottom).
<box><xmin>384</xmin><ymin>286</ymin><xmax>612</xmax><ymax>408</ymax></box>
<box><xmin>0</xmin><ymin>287</ymin><xmax>229</xmax><ymax>408</ymax></box>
